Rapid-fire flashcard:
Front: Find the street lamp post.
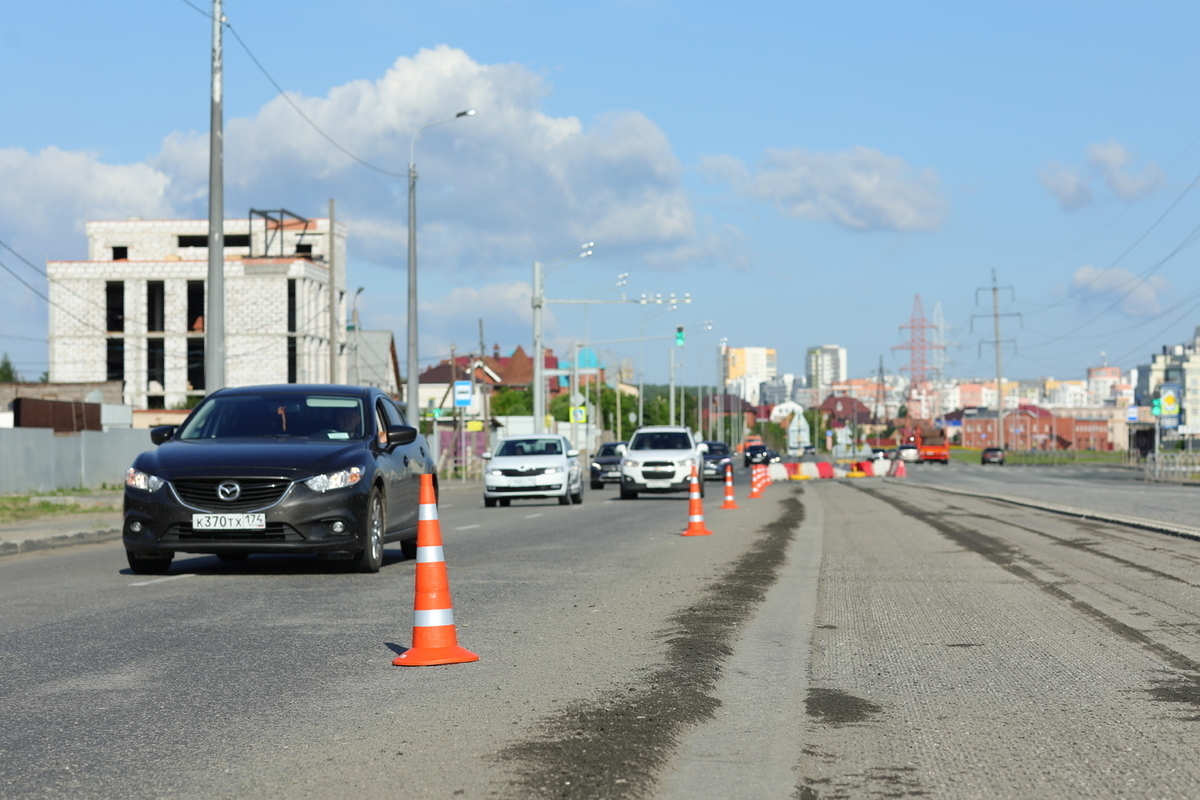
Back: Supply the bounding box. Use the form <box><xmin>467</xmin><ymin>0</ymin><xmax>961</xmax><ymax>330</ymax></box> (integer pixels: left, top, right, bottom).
<box><xmin>638</xmin><ymin>295</ymin><xmax>689</xmax><ymax>424</ymax></box>
<box><xmin>531</xmin><ymin>244</ymin><xmax>595</xmax><ymax>433</ymax></box>
<box><xmin>406</xmin><ymin>108</ymin><xmax>475</xmax><ymax>421</ymax></box>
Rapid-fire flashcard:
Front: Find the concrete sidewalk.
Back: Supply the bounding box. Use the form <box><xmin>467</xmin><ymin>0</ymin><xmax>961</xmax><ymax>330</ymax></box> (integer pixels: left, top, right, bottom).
<box><xmin>0</xmin><ymin>481</ymin><xmax>485</xmax><ymax>559</ymax></box>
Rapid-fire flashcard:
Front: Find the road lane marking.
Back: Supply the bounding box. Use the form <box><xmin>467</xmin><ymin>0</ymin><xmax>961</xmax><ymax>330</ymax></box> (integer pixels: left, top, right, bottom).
<box><xmin>129</xmin><ymin>574</ymin><xmax>196</xmax><ymax>587</ymax></box>
<box><xmin>525</xmin><ymin>513</ymin><xmax>543</xmax><ymax>519</ymax></box>
<box><xmin>456</xmin><ymin>524</ymin><xmax>481</xmax><ymax>530</ymax></box>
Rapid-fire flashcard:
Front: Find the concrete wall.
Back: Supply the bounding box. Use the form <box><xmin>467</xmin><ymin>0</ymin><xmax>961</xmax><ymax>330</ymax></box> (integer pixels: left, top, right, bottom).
<box><xmin>0</xmin><ymin>428</ymin><xmax>154</xmax><ymax>493</ymax></box>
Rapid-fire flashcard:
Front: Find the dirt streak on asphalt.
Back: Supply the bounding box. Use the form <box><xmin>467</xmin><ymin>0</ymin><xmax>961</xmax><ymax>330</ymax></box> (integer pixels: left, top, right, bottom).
<box><xmin>497</xmin><ymin>488</ymin><xmax>804</xmax><ymax>799</ymax></box>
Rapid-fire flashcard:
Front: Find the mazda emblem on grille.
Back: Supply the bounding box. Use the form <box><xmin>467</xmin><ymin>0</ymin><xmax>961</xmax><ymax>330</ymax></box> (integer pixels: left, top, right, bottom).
<box><xmin>218</xmin><ymin>481</ymin><xmax>242</xmax><ymax>501</ymax></box>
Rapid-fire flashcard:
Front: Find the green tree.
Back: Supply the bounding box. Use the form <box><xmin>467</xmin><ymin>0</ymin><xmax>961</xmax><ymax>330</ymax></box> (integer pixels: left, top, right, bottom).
<box><xmin>490</xmin><ymin>388</ymin><xmax>532</xmax><ymax>416</ymax></box>
<box><xmin>0</xmin><ymin>353</ymin><xmax>16</xmax><ymax>382</ymax></box>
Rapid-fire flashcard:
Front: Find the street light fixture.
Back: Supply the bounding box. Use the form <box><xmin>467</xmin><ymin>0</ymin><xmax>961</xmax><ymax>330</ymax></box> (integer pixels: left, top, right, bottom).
<box><xmin>405</xmin><ymin>108</ymin><xmax>476</xmax><ymax>421</ymax></box>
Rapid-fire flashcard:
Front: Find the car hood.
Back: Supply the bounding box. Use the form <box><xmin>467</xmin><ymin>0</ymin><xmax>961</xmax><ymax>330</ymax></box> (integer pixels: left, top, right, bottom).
<box><xmin>622</xmin><ymin>449</ymin><xmax>698</xmax><ymax>462</ymax></box>
<box><xmin>488</xmin><ymin>454</ymin><xmax>570</xmax><ymax>470</ymax></box>
<box><xmin>133</xmin><ymin>439</ymin><xmax>366</xmax><ymax>480</ymax></box>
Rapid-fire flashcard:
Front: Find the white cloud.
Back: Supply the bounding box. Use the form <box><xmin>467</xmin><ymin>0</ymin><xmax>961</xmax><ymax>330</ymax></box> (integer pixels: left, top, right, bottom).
<box><xmin>1071</xmin><ymin>265</ymin><xmax>1168</xmax><ymax>317</ymax></box>
<box><xmin>1040</xmin><ymin>141</ymin><xmax>1162</xmax><ymax>211</ymax></box>
<box><xmin>1039</xmin><ymin>162</ymin><xmax>1092</xmax><ymax>211</ymax></box>
<box><xmin>704</xmin><ymin>146</ymin><xmax>946</xmax><ymax>232</ymax></box>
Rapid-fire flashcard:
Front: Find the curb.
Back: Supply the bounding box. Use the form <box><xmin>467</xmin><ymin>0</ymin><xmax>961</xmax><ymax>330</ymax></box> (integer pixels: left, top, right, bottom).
<box><xmin>0</xmin><ymin>527</ymin><xmax>124</xmax><ymax>558</ymax></box>
<box><xmin>888</xmin><ymin>478</ymin><xmax>1200</xmax><ymax>543</ymax></box>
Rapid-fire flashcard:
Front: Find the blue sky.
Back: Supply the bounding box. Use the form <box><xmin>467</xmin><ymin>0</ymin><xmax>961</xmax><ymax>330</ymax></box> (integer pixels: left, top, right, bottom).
<box><xmin>3</xmin><ymin>1</ymin><xmax>1200</xmax><ymax>388</ymax></box>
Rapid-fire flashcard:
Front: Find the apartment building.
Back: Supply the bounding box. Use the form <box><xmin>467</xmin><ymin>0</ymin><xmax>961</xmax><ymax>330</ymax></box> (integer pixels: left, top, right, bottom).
<box><xmin>47</xmin><ymin>211</ymin><xmax>348</xmax><ymax>409</ymax></box>
<box><xmin>806</xmin><ymin>344</ymin><xmax>847</xmax><ymax>395</ymax></box>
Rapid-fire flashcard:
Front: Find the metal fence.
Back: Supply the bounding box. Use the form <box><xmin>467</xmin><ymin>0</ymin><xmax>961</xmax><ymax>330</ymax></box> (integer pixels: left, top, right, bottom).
<box><xmin>0</xmin><ymin>428</ymin><xmax>153</xmax><ymax>494</ymax></box>
<box><xmin>1144</xmin><ymin>453</ymin><xmax>1200</xmax><ymax>484</ymax></box>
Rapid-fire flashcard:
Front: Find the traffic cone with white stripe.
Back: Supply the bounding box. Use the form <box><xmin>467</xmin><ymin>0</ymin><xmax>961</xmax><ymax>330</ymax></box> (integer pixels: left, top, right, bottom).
<box><xmin>681</xmin><ymin>466</ymin><xmax>713</xmax><ymax>536</ymax></box>
<box><xmin>719</xmin><ymin>463</ymin><xmax>739</xmax><ymax>510</ymax></box>
<box><xmin>392</xmin><ymin>474</ymin><xmax>479</xmax><ymax>667</ymax></box>
<box><xmin>748</xmin><ymin>463</ymin><xmax>764</xmax><ymax>499</ymax></box>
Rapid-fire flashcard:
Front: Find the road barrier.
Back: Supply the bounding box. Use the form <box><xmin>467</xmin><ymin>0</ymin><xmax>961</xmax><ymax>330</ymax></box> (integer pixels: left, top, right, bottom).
<box><xmin>392</xmin><ymin>474</ymin><xmax>479</xmax><ymax>667</ymax></box>
<box><xmin>748</xmin><ymin>464</ymin><xmax>765</xmax><ymax>499</ymax></box>
<box><xmin>681</xmin><ymin>466</ymin><xmax>713</xmax><ymax>536</ymax></box>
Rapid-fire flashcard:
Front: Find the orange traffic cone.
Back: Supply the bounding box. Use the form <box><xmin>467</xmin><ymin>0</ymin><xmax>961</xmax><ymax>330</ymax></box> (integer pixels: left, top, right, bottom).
<box><xmin>748</xmin><ymin>463</ymin><xmax>764</xmax><ymax>499</ymax></box>
<box><xmin>392</xmin><ymin>474</ymin><xmax>479</xmax><ymax>666</ymax></box>
<box><xmin>681</xmin><ymin>466</ymin><xmax>713</xmax><ymax>536</ymax></box>
<box><xmin>719</xmin><ymin>463</ymin><xmax>739</xmax><ymax>510</ymax></box>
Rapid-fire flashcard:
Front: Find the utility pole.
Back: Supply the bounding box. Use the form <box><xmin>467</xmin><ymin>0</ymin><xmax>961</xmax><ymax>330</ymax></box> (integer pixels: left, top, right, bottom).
<box><xmin>204</xmin><ymin>0</ymin><xmax>225</xmax><ymax>391</ymax></box>
<box><xmin>973</xmin><ymin>271</ymin><xmax>1019</xmax><ymax>453</ymax></box>
<box><xmin>327</xmin><ymin>198</ymin><xmax>338</xmax><ymax>383</ymax></box>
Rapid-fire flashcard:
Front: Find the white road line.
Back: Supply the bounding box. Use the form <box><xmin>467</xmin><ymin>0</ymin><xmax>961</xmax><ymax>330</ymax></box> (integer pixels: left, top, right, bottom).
<box><xmin>456</xmin><ymin>524</ymin><xmax>481</xmax><ymax>530</ymax></box>
<box><xmin>525</xmin><ymin>513</ymin><xmax>543</xmax><ymax>519</ymax></box>
<box><xmin>129</xmin><ymin>574</ymin><xmax>196</xmax><ymax>587</ymax></box>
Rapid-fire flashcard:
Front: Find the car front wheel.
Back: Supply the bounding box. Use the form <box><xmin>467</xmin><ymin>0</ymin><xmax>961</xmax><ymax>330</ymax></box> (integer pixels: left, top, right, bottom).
<box><xmin>353</xmin><ymin>490</ymin><xmax>385</xmax><ymax>573</ymax></box>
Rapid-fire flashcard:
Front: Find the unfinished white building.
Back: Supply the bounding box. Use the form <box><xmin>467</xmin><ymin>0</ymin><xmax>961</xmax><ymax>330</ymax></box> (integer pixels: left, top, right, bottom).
<box><xmin>47</xmin><ymin>211</ymin><xmax>348</xmax><ymax>409</ymax></box>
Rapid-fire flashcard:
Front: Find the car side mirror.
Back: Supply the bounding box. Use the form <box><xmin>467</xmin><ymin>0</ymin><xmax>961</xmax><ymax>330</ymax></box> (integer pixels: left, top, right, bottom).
<box><xmin>481</xmin><ymin>452</ymin><xmax>492</xmax><ymax>460</ymax></box>
<box><xmin>150</xmin><ymin>426</ymin><xmax>175</xmax><ymax>445</ymax></box>
<box><xmin>385</xmin><ymin>425</ymin><xmax>418</xmax><ymax>446</ymax></box>
<box><xmin>696</xmin><ymin>442</ymin><xmax>709</xmax><ymax>454</ymax></box>
<box><xmin>567</xmin><ymin>449</ymin><xmax>580</xmax><ymax>458</ymax></box>
<box><xmin>615</xmin><ymin>444</ymin><xmax>627</xmax><ymax>455</ymax></box>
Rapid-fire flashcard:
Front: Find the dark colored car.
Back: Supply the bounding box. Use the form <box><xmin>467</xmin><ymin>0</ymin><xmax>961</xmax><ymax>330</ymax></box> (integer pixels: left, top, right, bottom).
<box><xmin>744</xmin><ymin>444</ymin><xmax>771</xmax><ymax>467</ymax></box>
<box><xmin>701</xmin><ymin>441</ymin><xmax>733</xmax><ymax>481</ymax></box>
<box><xmin>981</xmin><ymin>447</ymin><xmax>1005</xmax><ymax>465</ymax></box>
<box><xmin>590</xmin><ymin>441</ymin><xmax>626</xmax><ymax>489</ymax></box>
<box><xmin>122</xmin><ymin>384</ymin><xmax>436</xmax><ymax>575</ymax></box>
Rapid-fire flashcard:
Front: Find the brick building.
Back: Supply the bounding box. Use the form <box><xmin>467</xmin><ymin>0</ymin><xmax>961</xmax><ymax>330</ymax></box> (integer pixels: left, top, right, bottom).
<box><xmin>47</xmin><ymin>212</ymin><xmax>347</xmax><ymax>409</ymax></box>
<box><xmin>960</xmin><ymin>405</ymin><xmax>1113</xmax><ymax>451</ymax></box>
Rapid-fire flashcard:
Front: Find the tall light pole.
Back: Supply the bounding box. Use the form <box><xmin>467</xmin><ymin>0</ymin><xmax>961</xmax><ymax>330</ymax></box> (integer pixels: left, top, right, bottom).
<box><xmin>350</xmin><ymin>286</ymin><xmax>363</xmax><ymax>385</ymax></box>
<box><xmin>532</xmin><ymin>243</ymin><xmax>594</xmax><ymax>434</ymax></box>
<box><xmin>638</xmin><ymin>295</ymin><xmax>689</xmax><ymax>424</ymax></box>
<box><xmin>406</xmin><ymin>108</ymin><xmax>475</xmax><ymax>420</ymax></box>
<box><xmin>205</xmin><ymin>0</ymin><xmax>225</xmax><ymax>392</ymax></box>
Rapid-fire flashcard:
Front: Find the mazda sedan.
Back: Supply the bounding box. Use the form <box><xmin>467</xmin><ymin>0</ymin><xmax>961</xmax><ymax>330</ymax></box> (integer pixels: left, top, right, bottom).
<box><xmin>122</xmin><ymin>385</ymin><xmax>435</xmax><ymax>574</ymax></box>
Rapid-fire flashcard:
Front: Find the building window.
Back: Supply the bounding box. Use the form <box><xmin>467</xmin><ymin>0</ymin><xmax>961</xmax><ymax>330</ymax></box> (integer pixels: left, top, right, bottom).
<box><xmin>187</xmin><ymin>339</ymin><xmax>205</xmax><ymax>391</ymax></box>
<box><xmin>106</xmin><ymin>338</ymin><xmax>124</xmax><ymax>381</ymax></box>
<box><xmin>147</xmin><ymin>337</ymin><xmax>165</xmax><ymax>391</ymax></box>
<box><xmin>288</xmin><ymin>337</ymin><xmax>297</xmax><ymax>384</ymax></box>
<box><xmin>287</xmin><ymin>278</ymin><xmax>297</xmax><ymax>383</ymax></box>
<box><xmin>147</xmin><ymin>281</ymin><xmax>165</xmax><ymax>332</ymax></box>
<box><xmin>112</xmin><ymin>246</ymin><xmax>128</xmax><ymax>260</ymax></box>
<box><xmin>147</xmin><ymin>395</ymin><xmax>165</xmax><ymax>410</ymax></box>
<box><xmin>178</xmin><ymin>235</ymin><xmax>207</xmax><ymax>248</ymax></box>
<box><xmin>226</xmin><ymin>234</ymin><xmax>250</xmax><ymax>248</ymax></box>
<box><xmin>188</xmin><ymin>280</ymin><xmax>204</xmax><ymax>332</ymax></box>
<box><xmin>105</xmin><ymin>282</ymin><xmax>124</xmax><ymax>332</ymax></box>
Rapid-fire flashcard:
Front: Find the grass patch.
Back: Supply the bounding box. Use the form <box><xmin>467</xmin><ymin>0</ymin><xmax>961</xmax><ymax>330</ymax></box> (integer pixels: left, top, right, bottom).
<box><xmin>0</xmin><ymin>488</ymin><xmax>121</xmax><ymax>524</ymax></box>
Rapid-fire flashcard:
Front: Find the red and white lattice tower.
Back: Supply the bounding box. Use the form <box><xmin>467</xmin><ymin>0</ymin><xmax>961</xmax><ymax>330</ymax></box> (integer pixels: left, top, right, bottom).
<box><xmin>892</xmin><ymin>295</ymin><xmax>943</xmax><ymax>420</ymax></box>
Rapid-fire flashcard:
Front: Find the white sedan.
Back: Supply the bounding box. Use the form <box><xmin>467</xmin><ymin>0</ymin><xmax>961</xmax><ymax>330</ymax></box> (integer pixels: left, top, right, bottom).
<box><xmin>482</xmin><ymin>435</ymin><xmax>584</xmax><ymax>507</ymax></box>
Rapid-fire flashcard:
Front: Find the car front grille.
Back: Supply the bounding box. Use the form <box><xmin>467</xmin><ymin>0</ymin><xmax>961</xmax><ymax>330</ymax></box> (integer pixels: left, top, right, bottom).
<box><xmin>496</xmin><ymin>468</ymin><xmax>553</xmax><ymax>477</ymax></box>
<box><xmin>489</xmin><ymin>485</ymin><xmax>562</xmax><ymax>493</ymax></box>
<box><xmin>171</xmin><ymin>478</ymin><xmax>292</xmax><ymax>512</ymax></box>
<box><xmin>163</xmin><ymin>521</ymin><xmax>304</xmax><ymax>542</ymax></box>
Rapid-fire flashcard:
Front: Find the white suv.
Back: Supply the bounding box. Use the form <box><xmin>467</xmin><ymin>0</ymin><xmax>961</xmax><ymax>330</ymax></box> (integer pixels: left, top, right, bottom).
<box><xmin>617</xmin><ymin>426</ymin><xmax>708</xmax><ymax>500</ymax></box>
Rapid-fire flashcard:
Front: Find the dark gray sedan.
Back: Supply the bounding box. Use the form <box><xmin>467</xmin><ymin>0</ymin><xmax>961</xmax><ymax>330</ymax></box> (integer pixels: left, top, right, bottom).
<box><xmin>122</xmin><ymin>384</ymin><xmax>435</xmax><ymax>574</ymax></box>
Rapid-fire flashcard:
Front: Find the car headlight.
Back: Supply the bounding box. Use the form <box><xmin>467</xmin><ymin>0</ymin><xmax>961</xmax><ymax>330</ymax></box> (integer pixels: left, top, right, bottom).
<box><xmin>125</xmin><ymin>467</ymin><xmax>164</xmax><ymax>493</ymax></box>
<box><xmin>304</xmin><ymin>466</ymin><xmax>364</xmax><ymax>493</ymax></box>
<box><xmin>622</xmin><ymin>459</ymin><xmax>639</xmax><ymax>468</ymax></box>
<box><xmin>719</xmin><ymin>457</ymin><xmax>730</xmax><ymax>465</ymax></box>
<box><xmin>678</xmin><ymin>458</ymin><xmax>695</xmax><ymax>468</ymax></box>
<box><xmin>591</xmin><ymin>461</ymin><xmax>601</xmax><ymax>469</ymax></box>
<box><xmin>488</xmin><ymin>468</ymin><xmax>504</xmax><ymax>476</ymax></box>
<box><xmin>543</xmin><ymin>466</ymin><xmax>563</xmax><ymax>474</ymax></box>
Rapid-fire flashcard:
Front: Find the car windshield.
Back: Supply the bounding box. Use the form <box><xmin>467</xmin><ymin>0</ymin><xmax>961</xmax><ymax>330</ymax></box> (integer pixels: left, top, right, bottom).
<box><xmin>706</xmin><ymin>443</ymin><xmax>729</xmax><ymax>456</ymax></box>
<box><xmin>177</xmin><ymin>394</ymin><xmax>366</xmax><ymax>441</ymax></box>
<box><xmin>630</xmin><ymin>432</ymin><xmax>692</xmax><ymax>450</ymax></box>
<box><xmin>597</xmin><ymin>443</ymin><xmax>623</xmax><ymax>457</ymax></box>
<box><xmin>496</xmin><ymin>438</ymin><xmax>564</xmax><ymax>457</ymax></box>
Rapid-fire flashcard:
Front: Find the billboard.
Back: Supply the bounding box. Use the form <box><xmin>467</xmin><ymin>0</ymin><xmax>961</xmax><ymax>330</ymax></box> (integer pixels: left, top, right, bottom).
<box><xmin>1159</xmin><ymin>382</ymin><xmax>1182</xmax><ymax>430</ymax></box>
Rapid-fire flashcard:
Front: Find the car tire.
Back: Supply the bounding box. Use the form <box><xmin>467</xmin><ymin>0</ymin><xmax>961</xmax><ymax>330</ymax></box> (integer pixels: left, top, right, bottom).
<box><xmin>127</xmin><ymin>551</ymin><xmax>172</xmax><ymax>575</ymax></box>
<box><xmin>400</xmin><ymin>537</ymin><xmax>417</xmax><ymax>560</ymax></box>
<box><xmin>353</xmin><ymin>490</ymin><xmax>385</xmax><ymax>573</ymax></box>
<box><xmin>499</xmin><ymin>498</ymin><xmax>511</xmax><ymax>507</ymax></box>
<box><xmin>216</xmin><ymin>552</ymin><xmax>249</xmax><ymax>562</ymax></box>
<box><xmin>590</xmin><ymin>481</ymin><xmax>604</xmax><ymax>490</ymax></box>
<box><xmin>558</xmin><ymin>493</ymin><xmax>571</xmax><ymax>506</ymax></box>
<box><xmin>484</xmin><ymin>497</ymin><xmax>497</xmax><ymax>508</ymax></box>
<box><xmin>620</xmin><ymin>487</ymin><xmax>638</xmax><ymax>500</ymax></box>
<box><xmin>571</xmin><ymin>484</ymin><xmax>583</xmax><ymax>504</ymax></box>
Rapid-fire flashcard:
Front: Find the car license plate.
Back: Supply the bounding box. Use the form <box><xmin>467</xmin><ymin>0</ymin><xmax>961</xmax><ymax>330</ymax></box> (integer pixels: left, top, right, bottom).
<box><xmin>192</xmin><ymin>513</ymin><xmax>266</xmax><ymax>530</ymax></box>
<box><xmin>510</xmin><ymin>477</ymin><xmax>537</xmax><ymax>487</ymax></box>
<box><xmin>645</xmin><ymin>480</ymin><xmax>672</xmax><ymax>489</ymax></box>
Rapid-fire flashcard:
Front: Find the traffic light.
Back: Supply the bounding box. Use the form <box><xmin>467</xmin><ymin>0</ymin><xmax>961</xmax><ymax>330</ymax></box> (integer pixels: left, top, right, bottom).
<box><xmin>1151</xmin><ymin>396</ymin><xmax>1162</xmax><ymax>416</ymax></box>
<box><xmin>675</xmin><ymin>325</ymin><xmax>685</xmax><ymax>346</ymax></box>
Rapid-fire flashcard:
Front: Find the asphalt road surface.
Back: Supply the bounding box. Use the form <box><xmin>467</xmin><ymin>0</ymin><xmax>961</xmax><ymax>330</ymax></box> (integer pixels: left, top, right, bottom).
<box><xmin>3</xmin><ymin>466</ymin><xmax>1200</xmax><ymax>799</ymax></box>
